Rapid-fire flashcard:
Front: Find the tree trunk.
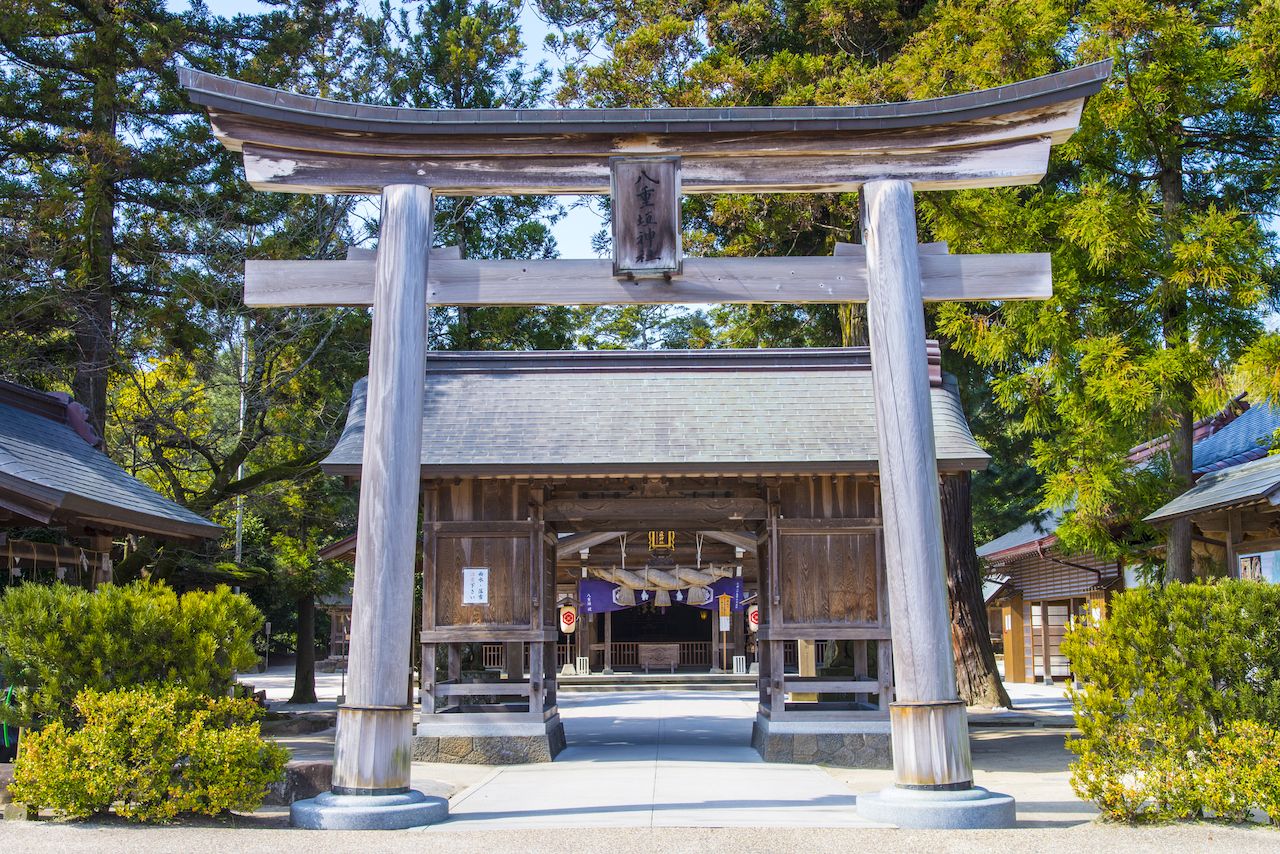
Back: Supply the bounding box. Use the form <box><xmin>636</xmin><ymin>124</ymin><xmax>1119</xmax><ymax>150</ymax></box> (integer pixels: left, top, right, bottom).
<box><xmin>1166</xmin><ymin>405</ymin><xmax>1195</xmax><ymax>583</ymax></box>
<box><xmin>290</xmin><ymin>593</ymin><xmax>318</xmax><ymax>705</ymax></box>
<box><xmin>1159</xmin><ymin>155</ymin><xmax>1194</xmax><ymax>585</ymax></box>
<box><xmin>940</xmin><ymin>472</ymin><xmax>1012</xmax><ymax>708</ymax></box>
<box><xmin>72</xmin><ymin>10</ymin><xmax>121</xmax><ymax>435</ymax></box>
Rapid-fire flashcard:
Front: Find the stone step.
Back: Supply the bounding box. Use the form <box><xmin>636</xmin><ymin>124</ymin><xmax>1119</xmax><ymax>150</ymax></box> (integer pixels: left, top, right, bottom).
<box><xmin>557</xmin><ymin>673</ymin><xmax>756</xmax><ymax>692</ymax></box>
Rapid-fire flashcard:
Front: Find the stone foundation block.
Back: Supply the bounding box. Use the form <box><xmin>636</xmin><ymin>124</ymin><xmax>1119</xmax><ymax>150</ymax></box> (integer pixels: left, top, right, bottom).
<box><xmin>265</xmin><ymin>759</ymin><xmax>335</xmax><ymax>805</ymax></box>
<box><xmin>752</xmin><ymin>717</ymin><xmax>892</xmax><ymax>768</ymax></box>
<box><xmin>413</xmin><ymin>718</ymin><xmax>566</xmax><ymax>764</ymax></box>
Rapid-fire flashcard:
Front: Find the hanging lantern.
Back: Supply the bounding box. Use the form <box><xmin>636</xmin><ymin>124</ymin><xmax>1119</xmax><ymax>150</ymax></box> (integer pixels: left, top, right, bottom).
<box><xmin>559</xmin><ymin>604</ymin><xmax>578</xmax><ymax>634</ymax></box>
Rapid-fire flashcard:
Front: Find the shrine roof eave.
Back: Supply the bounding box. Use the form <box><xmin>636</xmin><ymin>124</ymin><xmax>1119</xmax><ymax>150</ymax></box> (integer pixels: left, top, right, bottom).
<box><xmin>321</xmin><ymin>459</ymin><xmax>992</xmax><ymax>480</ymax></box>
<box><xmin>179</xmin><ymin>62</ymin><xmax>1109</xmax><ymax>141</ymax></box>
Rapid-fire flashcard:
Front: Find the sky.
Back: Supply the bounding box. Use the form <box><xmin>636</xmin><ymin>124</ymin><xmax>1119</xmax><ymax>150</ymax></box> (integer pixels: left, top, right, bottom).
<box><xmin>180</xmin><ymin>0</ymin><xmax>603</xmax><ymax>257</ymax></box>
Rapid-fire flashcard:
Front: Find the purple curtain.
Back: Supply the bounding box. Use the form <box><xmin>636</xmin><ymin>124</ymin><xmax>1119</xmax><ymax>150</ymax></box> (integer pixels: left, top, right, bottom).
<box><xmin>692</xmin><ymin>577</ymin><xmax>746</xmax><ymax>611</ymax></box>
<box><xmin>578</xmin><ymin>579</ymin><xmax>628</xmax><ymax>614</ymax></box>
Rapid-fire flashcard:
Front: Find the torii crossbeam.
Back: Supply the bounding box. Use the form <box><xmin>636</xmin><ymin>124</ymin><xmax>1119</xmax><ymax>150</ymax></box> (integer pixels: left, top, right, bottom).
<box><xmin>181</xmin><ymin>61</ymin><xmax>1109</xmax><ymax>831</ymax></box>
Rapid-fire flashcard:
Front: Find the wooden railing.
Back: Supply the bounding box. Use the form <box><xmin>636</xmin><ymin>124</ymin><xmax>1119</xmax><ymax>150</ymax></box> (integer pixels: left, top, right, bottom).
<box><xmin>679</xmin><ymin>642</ymin><xmax>710</xmax><ymax>666</ymax></box>
<box><xmin>487</xmin><ymin>640</ymin><xmax>720</xmax><ymax>671</ymax></box>
<box><xmin>611</xmin><ymin>642</ymin><xmax>638</xmax><ymax>666</ymax></box>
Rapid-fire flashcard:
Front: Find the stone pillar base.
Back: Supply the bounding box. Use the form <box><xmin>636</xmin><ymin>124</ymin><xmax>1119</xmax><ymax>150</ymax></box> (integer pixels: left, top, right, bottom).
<box><xmin>751</xmin><ymin>714</ymin><xmax>892</xmax><ymax>767</ymax></box>
<box><xmin>413</xmin><ymin>714</ymin><xmax>566</xmax><ymax>764</ymax></box>
<box><xmin>291</xmin><ymin>790</ymin><xmax>448</xmax><ymax>830</ymax></box>
<box><xmin>856</xmin><ymin>785</ymin><xmax>1016</xmax><ymax>829</ymax></box>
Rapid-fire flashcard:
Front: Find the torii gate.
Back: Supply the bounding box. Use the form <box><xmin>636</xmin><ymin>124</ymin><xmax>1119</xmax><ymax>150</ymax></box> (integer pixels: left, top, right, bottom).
<box><xmin>181</xmin><ymin>61</ymin><xmax>1109</xmax><ymax>830</ymax></box>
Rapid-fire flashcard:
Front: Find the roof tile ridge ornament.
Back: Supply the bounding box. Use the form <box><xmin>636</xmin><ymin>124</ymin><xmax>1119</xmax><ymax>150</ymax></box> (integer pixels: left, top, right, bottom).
<box><xmin>0</xmin><ymin>380</ymin><xmax>101</xmax><ymax>448</ymax></box>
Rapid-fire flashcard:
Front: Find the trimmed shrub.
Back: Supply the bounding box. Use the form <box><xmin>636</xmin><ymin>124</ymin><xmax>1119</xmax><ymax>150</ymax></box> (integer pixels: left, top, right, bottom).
<box><xmin>0</xmin><ymin>581</ymin><xmax>261</xmax><ymax>729</ymax></box>
<box><xmin>1062</xmin><ymin>580</ymin><xmax>1280</xmax><ymax>823</ymax></box>
<box><xmin>1199</xmin><ymin>720</ymin><xmax>1280</xmax><ymax>824</ymax></box>
<box><xmin>10</xmin><ymin>687</ymin><xmax>288</xmax><ymax>821</ymax></box>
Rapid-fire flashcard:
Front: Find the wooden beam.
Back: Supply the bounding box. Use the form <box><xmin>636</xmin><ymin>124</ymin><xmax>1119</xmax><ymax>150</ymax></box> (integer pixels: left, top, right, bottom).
<box><xmin>835</xmin><ymin>241</ymin><xmax>947</xmax><ymax>256</ymax></box>
<box><xmin>554</xmin><ymin>531</ymin><xmax>626</xmax><ymax>560</ymax></box>
<box><xmin>544</xmin><ymin>497</ymin><xmax>767</xmax><ymax>523</ymax></box>
<box><xmin>346</xmin><ymin>245</ymin><xmax>462</xmax><ymax>261</ymax></box>
<box><xmin>241</xmin><ymin>137</ymin><xmax>1054</xmax><ymax>196</ymax></box>
<box><xmin>244</xmin><ymin>252</ymin><xmax>1050</xmax><ymax>308</ymax></box>
<box><xmin>697</xmin><ymin>530</ymin><xmax>758</xmax><ymax>554</ymax></box>
<box><xmin>204</xmin><ymin>98</ymin><xmax>1087</xmax><ymax>160</ymax></box>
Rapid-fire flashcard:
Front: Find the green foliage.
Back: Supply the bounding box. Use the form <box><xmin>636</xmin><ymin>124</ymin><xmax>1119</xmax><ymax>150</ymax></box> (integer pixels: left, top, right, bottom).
<box><xmin>1199</xmin><ymin>720</ymin><xmax>1280</xmax><ymax>825</ymax></box>
<box><xmin>1062</xmin><ymin>580</ymin><xmax>1280</xmax><ymax>822</ymax></box>
<box><xmin>0</xmin><ymin>581</ymin><xmax>261</xmax><ymax>729</ymax></box>
<box><xmin>10</xmin><ymin>687</ymin><xmax>288</xmax><ymax>822</ymax></box>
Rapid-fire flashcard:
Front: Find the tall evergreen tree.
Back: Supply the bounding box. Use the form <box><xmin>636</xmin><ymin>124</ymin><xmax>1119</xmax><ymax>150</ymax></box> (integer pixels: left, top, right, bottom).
<box><xmin>366</xmin><ymin>0</ymin><xmax>577</xmax><ymax>351</ymax></box>
<box><xmin>540</xmin><ymin>0</ymin><xmax>1018</xmax><ymax>704</ymax></box>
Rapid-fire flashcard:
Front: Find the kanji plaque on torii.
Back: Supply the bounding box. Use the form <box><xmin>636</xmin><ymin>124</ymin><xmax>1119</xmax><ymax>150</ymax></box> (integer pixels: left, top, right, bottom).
<box><xmin>180</xmin><ymin>60</ymin><xmax>1110</xmax><ymax>832</ymax></box>
<box><xmin>610</xmin><ymin>156</ymin><xmax>682</xmax><ymax>277</ymax></box>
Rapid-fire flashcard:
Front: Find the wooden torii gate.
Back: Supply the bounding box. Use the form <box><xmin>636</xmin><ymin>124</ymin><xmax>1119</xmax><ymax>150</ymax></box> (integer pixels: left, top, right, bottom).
<box><xmin>181</xmin><ymin>61</ymin><xmax>1109</xmax><ymax>830</ymax></box>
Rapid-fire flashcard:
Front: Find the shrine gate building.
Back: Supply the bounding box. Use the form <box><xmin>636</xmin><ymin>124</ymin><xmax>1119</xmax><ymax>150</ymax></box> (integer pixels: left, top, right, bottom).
<box><xmin>322</xmin><ymin>345</ymin><xmax>988</xmax><ymax>766</ymax></box>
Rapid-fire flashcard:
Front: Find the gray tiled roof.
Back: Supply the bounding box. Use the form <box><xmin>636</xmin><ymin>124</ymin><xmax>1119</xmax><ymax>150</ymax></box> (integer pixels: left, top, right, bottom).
<box><xmin>976</xmin><ymin>509</ymin><xmax>1066</xmax><ymax>558</ymax></box>
<box><xmin>0</xmin><ymin>387</ymin><xmax>220</xmax><ymax>540</ymax></box>
<box><xmin>1193</xmin><ymin>403</ymin><xmax>1280</xmax><ymax>473</ymax></box>
<box><xmin>321</xmin><ymin>349</ymin><xmax>990</xmax><ymax>477</ymax></box>
<box><xmin>1146</xmin><ymin>452</ymin><xmax>1280</xmax><ymax>523</ymax></box>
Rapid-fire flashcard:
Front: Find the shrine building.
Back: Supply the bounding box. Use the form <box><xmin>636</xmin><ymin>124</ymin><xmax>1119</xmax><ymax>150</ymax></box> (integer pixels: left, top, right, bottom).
<box><xmin>321</xmin><ymin>344</ymin><xmax>987</xmax><ymax>766</ymax></box>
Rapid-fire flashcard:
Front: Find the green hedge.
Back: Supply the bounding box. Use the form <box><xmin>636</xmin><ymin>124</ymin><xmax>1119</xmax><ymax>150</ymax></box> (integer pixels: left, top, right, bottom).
<box><xmin>0</xmin><ymin>581</ymin><xmax>261</xmax><ymax>729</ymax></box>
<box><xmin>1063</xmin><ymin>580</ymin><xmax>1280</xmax><ymax>823</ymax></box>
<box><xmin>10</xmin><ymin>687</ymin><xmax>288</xmax><ymax>821</ymax></box>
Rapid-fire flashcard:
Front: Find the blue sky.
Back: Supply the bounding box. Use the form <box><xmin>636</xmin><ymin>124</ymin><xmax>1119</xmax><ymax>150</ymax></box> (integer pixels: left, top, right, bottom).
<box><xmin>180</xmin><ymin>0</ymin><xmax>602</xmax><ymax>256</ymax></box>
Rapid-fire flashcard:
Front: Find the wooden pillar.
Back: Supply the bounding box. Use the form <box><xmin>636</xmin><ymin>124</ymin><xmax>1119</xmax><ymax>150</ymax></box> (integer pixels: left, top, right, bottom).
<box><xmin>86</xmin><ymin>533</ymin><xmax>112</xmax><ymax>590</ymax></box>
<box><xmin>504</xmin><ymin>643</ymin><xmax>523</xmax><ymax>678</ymax></box>
<box><xmin>1039</xmin><ymin>601</ymin><xmax>1053</xmax><ymax>686</ymax></box>
<box><xmin>1002</xmin><ymin>594</ymin><xmax>1025</xmax><ymax>684</ymax></box>
<box><xmin>862</xmin><ymin>178</ymin><xmax>971</xmax><ymax>791</ymax></box>
<box><xmin>793</xmin><ymin>640</ymin><xmax>818</xmax><ymax>701</ymax></box>
<box><xmin>1226</xmin><ymin>510</ymin><xmax>1242</xmax><ymax>577</ymax></box>
<box><xmin>603</xmin><ymin>611</ymin><xmax>614</xmax><ymax>674</ymax></box>
<box><xmin>331</xmin><ymin>184</ymin><xmax>432</xmax><ymax>796</ymax></box>
<box><xmin>710</xmin><ymin>609</ymin><xmax>722</xmax><ymax>672</ymax></box>
<box><xmin>732</xmin><ymin>606</ymin><xmax>745</xmax><ymax>660</ymax></box>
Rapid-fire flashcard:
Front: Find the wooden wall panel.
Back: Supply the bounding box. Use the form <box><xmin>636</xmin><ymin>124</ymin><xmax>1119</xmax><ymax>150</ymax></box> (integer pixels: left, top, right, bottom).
<box><xmin>777</xmin><ymin>474</ymin><xmax>877</xmax><ymax>519</ymax></box>
<box><xmin>774</xmin><ymin>475</ymin><xmax>882</xmax><ymax>626</ymax></box>
<box><xmin>996</xmin><ymin>549</ymin><xmax>1119</xmax><ymax>601</ymax></box>
<box><xmin>437</xmin><ymin>480</ymin><xmax>529</xmax><ymax>523</ymax></box>
<box><xmin>434</xmin><ymin>535</ymin><xmax>531</xmax><ymax>627</ymax></box>
<box><xmin>778</xmin><ymin>532</ymin><xmax>879</xmax><ymax>624</ymax></box>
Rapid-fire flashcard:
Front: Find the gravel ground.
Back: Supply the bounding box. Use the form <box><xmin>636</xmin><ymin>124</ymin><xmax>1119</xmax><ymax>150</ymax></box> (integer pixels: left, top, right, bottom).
<box><xmin>2</xmin><ymin>820</ymin><xmax>1277</xmax><ymax>854</ymax></box>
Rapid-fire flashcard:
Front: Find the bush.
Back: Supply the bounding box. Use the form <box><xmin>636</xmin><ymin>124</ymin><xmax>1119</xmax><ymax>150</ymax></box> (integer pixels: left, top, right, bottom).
<box><xmin>1199</xmin><ymin>720</ymin><xmax>1280</xmax><ymax>824</ymax></box>
<box><xmin>10</xmin><ymin>687</ymin><xmax>288</xmax><ymax>822</ymax></box>
<box><xmin>0</xmin><ymin>581</ymin><xmax>261</xmax><ymax>729</ymax></box>
<box><xmin>1063</xmin><ymin>580</ymin><xmax>1280</xmax><ymax>822</ymax></box>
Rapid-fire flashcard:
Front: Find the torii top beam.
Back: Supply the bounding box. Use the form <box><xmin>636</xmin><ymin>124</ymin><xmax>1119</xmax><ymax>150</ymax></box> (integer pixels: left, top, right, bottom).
<box><xmin>178</xmin><ymin>62</ymin><xmax>1110</xmax><ymax>197</ymax></box>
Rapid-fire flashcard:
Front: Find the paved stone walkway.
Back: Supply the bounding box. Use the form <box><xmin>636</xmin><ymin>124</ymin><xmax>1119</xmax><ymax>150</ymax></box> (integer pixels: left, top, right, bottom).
<box><xmin>428</xmin><ymin>690</ymin><xmax>882</xmax><ymax>830</ymax></box>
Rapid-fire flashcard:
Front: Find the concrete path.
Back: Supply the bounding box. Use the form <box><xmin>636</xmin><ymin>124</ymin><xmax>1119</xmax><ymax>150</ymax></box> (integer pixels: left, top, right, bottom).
<box><xmin>429</xmin><ymin>690</ymin><xmax>882</xmax><ymax>830</ymax></box>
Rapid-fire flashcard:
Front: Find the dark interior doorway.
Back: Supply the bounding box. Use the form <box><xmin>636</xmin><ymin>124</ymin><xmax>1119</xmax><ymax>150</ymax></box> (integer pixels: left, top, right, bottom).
<box><xmin>607</xmin><ymin>601</ymin><xmax>711</xmax><ymax>644</ymax></box>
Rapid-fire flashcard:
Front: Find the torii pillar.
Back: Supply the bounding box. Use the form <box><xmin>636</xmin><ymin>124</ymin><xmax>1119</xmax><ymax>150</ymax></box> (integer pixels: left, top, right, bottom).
<box><xmin>855</xmin><ymin>179</ymin><xmax>1014</xmax><ymax>827</ymax></box>
<box><xmin>291</xmin><ymin>185</ymin><xmax>448</xmax><ymax>829</ymax></box>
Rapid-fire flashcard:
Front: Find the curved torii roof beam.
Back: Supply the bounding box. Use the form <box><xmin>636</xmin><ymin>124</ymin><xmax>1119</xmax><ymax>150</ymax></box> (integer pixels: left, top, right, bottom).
<box><xmin>179</xmin><ymin>62</ymin><xmax>1110</xmax><ymax>196</ymax></box>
